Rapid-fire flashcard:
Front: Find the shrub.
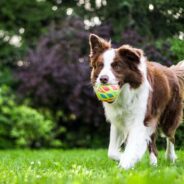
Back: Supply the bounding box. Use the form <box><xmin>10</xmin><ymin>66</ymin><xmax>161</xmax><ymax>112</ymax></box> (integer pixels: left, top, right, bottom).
<box><xmin>17</xmin><ymin>16</ymin><xmax>107</xmax><ymax>148</ymax></box>
<box><xmin>169</xmin><ymin>38</ymin><xmax>184</xmax><ymax>62</ymax></box>
<box><xmin>11</xmin><ymin>106</ymin><xmax>54</xmax><ymax>147</ymax></box>
<box><xmin>0</xmin><ymin>85</ymin><xmax>60</xmax><ymax>148</ymax></box>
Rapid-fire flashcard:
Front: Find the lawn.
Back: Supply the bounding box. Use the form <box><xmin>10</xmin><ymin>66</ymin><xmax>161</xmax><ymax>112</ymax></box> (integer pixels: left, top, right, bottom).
<box><xmin>0</xmin><ymin>149</ymin><xmax>184</xmax><ymax>184</ymax></box>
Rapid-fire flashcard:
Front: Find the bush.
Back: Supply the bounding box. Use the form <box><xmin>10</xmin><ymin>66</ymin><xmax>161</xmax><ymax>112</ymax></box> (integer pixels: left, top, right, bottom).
<box><xmin>11</xmin><ymin>106</ymin><xmax>54</xmax><ymax>147</ymax></box>
<box><xmin>17</xmin><ymin>16</ymin><xmax>107</xmax><ymax>148</ymax></box>
<box><xmin>169</xmin><ymin>38</ymin><xmax>184</xmax><ymax>62</ymax></box>
<box><xmin>0</xmin><ymin>85</ymin><xmax>60</xmax><ymax>148</ymax></box>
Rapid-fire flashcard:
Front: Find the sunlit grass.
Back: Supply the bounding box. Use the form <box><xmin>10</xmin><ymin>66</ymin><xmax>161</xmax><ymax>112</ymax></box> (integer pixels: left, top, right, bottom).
<box><xmin>0</xmin><ymin>149</ymin><xmax>184</xmax><ymax>184</ymax></box>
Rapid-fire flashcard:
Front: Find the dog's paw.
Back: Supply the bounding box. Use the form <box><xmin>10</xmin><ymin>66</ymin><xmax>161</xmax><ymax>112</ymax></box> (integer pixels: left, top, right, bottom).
<box><xmin>149</xmin><ymin>153</ymin><xmax>157</xmax><ymax>166</ymax></box>
<box><xmin>119</xmin><ymin>156</ymin><xmax>135</xmax><ymax>170</ymax></box>
<box><xmin>165</xmin><ymin>151</ymin><xmax>177</xmax><ymax>163</ymax></box>
<box><xmin>108</xmin><ymin>151</ymin><xmax>121</xmax><ymax>161</ymax></box>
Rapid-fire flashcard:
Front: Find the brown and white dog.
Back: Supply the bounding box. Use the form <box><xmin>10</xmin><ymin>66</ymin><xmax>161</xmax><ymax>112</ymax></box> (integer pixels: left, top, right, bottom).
<box><xmin>89</xmin><ymin>34</ymin><xmax>184</xmax><ymax>169</ymax></box>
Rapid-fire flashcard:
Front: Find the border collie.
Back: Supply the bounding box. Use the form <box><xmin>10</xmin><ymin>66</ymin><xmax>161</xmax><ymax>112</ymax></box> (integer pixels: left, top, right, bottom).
<box><xmin>89</xmin><ymin>34</ymin><xmax>184</xmax><ymax>169</ymax></box>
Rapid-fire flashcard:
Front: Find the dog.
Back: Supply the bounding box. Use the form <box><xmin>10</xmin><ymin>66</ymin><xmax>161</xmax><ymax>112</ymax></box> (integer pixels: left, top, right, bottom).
<box><xmin>88</xmin><ymin>33</ymin><xmax>184</xmax><ymax>169</ymax></box>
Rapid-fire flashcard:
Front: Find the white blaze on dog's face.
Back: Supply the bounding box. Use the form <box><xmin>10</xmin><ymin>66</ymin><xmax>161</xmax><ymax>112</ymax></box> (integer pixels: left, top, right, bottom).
<box><xmin>96</xmin><ymin>49</ymin><xmax>117</xmax><ymax>85</ymax></box>
<box><xmin>89</xmin><ymin>34</ymin><xmax>144</xmax><ymax>88</ymax></box>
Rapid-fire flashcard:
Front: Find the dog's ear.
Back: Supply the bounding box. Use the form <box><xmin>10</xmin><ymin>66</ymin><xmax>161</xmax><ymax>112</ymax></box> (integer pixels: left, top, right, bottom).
<box><xmin>118</xmin><ymin>45</ymin><xmax>143</xmax><ymax>64</ymax></box>
<box><xmin>89</xmin><ymin>34</ymin><xmax>111</xmax><ymax>57</ymax></box>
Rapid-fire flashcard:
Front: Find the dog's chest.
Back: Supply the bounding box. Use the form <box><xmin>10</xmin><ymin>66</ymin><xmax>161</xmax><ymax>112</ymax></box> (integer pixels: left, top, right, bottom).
<box><xmin>103</xmin><ymin>84</ymin><xmax>149</xmax><ymax>128</ymax></box>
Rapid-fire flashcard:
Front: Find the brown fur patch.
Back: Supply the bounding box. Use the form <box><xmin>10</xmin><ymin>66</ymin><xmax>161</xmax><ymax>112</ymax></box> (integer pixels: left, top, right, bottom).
<box><xmin>89</xmin><ymin>34</ymin><xmax>111</xmax><ymax>85</ymax></box>
<box><xmin>148</xmin><ymin>133</ymin><xmax>158</xmax><ymax>156</ymax></box>
<box><xmin>144</xmin><ymin>62</ymin><xmax>183</xmax><ymax>141</ymax></box>
<box><xmin>89</xmin><ymin>34</ymin><xmax>110</xmax><ymax>60</ymax></box>
<box><xmin>112</xmin><ymin>48</ymin><xmax>143</xmax><ymax>88</ymax></box>
<box><xmin>90</xmin><ymin>55</ymin><xmax>104</xmax><ymax>85</ymax></box>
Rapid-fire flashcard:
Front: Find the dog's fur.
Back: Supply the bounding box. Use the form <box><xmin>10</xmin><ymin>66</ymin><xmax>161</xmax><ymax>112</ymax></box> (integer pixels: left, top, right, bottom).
<box><xmin>89</xmin><ymin>34</ymin><xmax>184</xmax><ymax>169</ymax></box>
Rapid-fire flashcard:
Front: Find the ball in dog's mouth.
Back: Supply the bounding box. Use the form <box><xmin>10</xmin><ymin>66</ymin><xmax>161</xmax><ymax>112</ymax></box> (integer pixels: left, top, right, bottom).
<box><xmin>93</xmin><ymin>84</ymin><xmax>120</xmax><ymax>103</ymax></box>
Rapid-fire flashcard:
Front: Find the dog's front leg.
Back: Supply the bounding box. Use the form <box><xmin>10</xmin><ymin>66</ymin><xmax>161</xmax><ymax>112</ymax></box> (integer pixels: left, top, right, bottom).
<box><xmin>108</xmin><ymin>124</ymin><xmax>124</xmax><ymax>161</ymax></box>
<box><xmin>119</xmin><ymin>125</ymin><xmax>148</xmax><ymax>169</ymax></box>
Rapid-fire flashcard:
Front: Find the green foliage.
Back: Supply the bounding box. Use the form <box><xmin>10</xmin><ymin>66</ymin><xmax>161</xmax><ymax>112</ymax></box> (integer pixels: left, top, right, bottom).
<box><xmin>72</xmin><ymin>0</ymin><xmax>184</xmax><ymax>39</ymax></box>
<box><xmin>11</xmin><ymin>106</ymin><xmax>53</xmax><ymax>147</ymax></box>
<box><xmin>0</xmin><ymin>67</ymin><xmax>12</xmax><ymax>84</ymax></box>
<box><xmin>0</xmin><ymin>0</ymin><xmax>57</xmax><ymax>43</ymax></box>
<box><xmin>0</xmin><ymin>0</ymin><xmax>65</xmax><ymax>67</ymax></box>
<box><xmin>0</xmin><ymin>85</ymin><xmax>61</xmax><ymax>148</ymax></box>
<box><xmin>0</xmin><ymin>0</ymin><xmax>183</xmax><ymax>67</ymax></box>
<box><xmin>0</xmin><ymin>149</ymin><xmax>184</xmax><ymax>183</ymax></box>
<box><xmin>169</xmin><ymin>38</ymin><xmax>184</xmax><ymax>62</ymax></box>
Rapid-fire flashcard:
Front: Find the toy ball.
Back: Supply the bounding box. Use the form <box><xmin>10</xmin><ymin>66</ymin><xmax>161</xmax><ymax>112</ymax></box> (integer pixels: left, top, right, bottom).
<box><xmin>94</xmin><ymin>84</ymin><xmax>120</xmax><ymax>103</ymax></box>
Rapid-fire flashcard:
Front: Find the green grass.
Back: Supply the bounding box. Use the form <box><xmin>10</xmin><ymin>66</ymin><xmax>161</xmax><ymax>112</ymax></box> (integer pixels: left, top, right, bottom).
<box><xmin>0</xmin><ymin>149</ymin><xmax>184</xmax><ymax>184</ymax></box>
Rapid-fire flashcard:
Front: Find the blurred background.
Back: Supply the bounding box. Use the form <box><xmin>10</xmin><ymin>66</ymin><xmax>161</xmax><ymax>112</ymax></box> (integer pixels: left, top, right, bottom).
<box><xmin>0</xmin><ymin>0</ymin><xmax>183</xmax><ymax>149</ymax></box>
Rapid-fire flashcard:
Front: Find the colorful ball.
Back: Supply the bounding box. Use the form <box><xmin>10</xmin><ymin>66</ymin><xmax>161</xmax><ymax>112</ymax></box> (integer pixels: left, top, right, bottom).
<box><xmin>94</xmin><ymin>84</ymin><xmax>120</xmax><ymax>103</ymax></box>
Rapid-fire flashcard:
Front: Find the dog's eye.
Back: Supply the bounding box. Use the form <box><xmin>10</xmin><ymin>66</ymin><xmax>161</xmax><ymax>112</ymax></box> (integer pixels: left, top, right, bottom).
<box><xmin>91</xmin><ymin>63</ymin><xmax>97</xmax><ymax>69</ymax></box>
<box><xmin>112</xmin><ymin>63</ymin><xmax>120</xmax><ymax>70</ymax></box>
<box><xmin>97</xmin><ymin>63</ymin><xmax>104</xmax><ymax>69</ymax></box>
<box><xmin>92</xmin><ymin>65</ymin><xmax>96</xmax><ymax>69</ymax></box>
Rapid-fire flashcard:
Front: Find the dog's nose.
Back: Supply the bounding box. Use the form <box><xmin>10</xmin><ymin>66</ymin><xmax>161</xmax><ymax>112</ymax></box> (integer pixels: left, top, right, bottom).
<box><xmin>100</xmin><ymin>75</ymin><xmax>109</xmax><ymax>84</ymax></box>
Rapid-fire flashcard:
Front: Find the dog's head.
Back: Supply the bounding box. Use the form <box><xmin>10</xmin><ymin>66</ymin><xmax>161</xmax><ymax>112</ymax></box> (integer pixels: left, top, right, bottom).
<box><xmin>89</xmin><ymin>34</ymin><xmax>145</xmax><ymax>89</ymax></box>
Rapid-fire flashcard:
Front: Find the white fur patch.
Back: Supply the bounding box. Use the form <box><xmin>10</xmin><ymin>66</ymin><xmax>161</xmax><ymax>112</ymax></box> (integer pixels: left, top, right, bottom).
<box><xmin>177</xmin><ymin>60</ymin><xmax>184</xmax><ymax>67</ymax></box>
<box><xmin>165</xmin><ymin>138</ymin><xmax>177</xmax><ymax>162</ymax></box>
<box><xmin>103</xmin><ymin>55</ymin><xmax>153</xmax><ymax>169</ymax></box>
<box><xmin>96</xmin><ymin>49</ymin><xmax>117</xmax><ymax>85</ymax></box>
<box><xmin>150</xmin><ymin>152</ymin><xmax>157</xmax><ymax>166</ymax></box>
<box><xmin>108</xmin><ymin>124</ymin><xmax>122</xmax><ymax>161</ymax></box>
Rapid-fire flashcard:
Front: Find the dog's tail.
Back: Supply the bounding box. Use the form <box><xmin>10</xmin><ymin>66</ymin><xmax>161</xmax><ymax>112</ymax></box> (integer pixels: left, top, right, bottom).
<box><xmin>170</xmin><ymin>60</ymin><xmax>184</xmax><ymax>99</ymax></box>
